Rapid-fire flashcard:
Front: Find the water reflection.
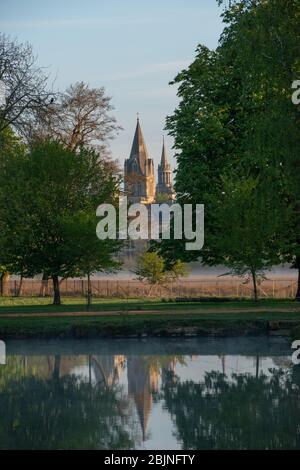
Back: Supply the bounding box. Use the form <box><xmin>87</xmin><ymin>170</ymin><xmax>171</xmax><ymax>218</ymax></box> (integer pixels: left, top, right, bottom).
<box><xmin>0</xmin><ymin>339</ymin><xmax>299</xmax><ymax>449</ymax></box>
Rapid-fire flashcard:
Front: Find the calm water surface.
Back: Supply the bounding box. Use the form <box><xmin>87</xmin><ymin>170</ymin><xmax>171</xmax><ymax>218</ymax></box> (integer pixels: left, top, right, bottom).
<box><xmin>0</xmin><ymin>336</ymin><xmax>299</xmax><ymax>450</ymax></box>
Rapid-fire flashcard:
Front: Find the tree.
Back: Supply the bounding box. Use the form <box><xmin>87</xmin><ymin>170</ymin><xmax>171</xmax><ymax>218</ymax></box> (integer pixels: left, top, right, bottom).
<box><xmin>62</xmin><ymin>213</ymin><xmax>121</xmax><ymax>308</ymax></box>
<box><xmin>0</xmin><ymin>34</ymin><xmax>54</xmax><ymax>135</ymax></box>
<box><xmin>215</xmin><ymin>0</ymin><xmax>300</xmax><ymax>297</ymax></box>
<box><xmin>135</xmin><ymin>251</ymin><xmax>187</xmax><ymax>295</ymax></box>
<box><xmin>135</xmin><ymin>251</ymin><xmax>165</xmax><ymax>291</ymax></box>
<box><xmin>0</xmin><ymin>356</ymin><xmax>134</xmax><ymax>449</ymax></box>
<box><xmin>30</xmin><ymin>82</ymin><xmax>121</xmax><ymax>153</ymax></box>
<box><xmin>0</xmin><ymin>141</ymin><xmax>122</xmax><ymax>305</ymax></box>
<box><xmin>0</xmin><ymin>127</ymin><xmax>28</xmax><ymax>295</ymax></box>
<box><xmin>209</xmin><ymin>176</ymin><xmax>288</xmax><ymax>300</ymax></box>
<box><xmin>161</xmin><ymin>368</ymin><xmax>300</xmax><ymax>449</ymax></box>
<box><xmin>156</xmin><ymin>42</ymin><xmax>250</xmax><ymax>280</ymax></box>
<box><xmin>167</xmin><ymin>260</ymin><xmax>189</xmax><ymax>282</ymax></box>
<box><xmin>158</xmin><ymin>0</ymin><xmax>300</xmax><ymax>299</ymax></box>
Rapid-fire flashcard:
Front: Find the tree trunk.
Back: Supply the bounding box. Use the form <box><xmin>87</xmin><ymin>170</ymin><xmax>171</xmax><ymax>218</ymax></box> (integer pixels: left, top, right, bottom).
<box><xmin>53</xmin><ymin>355</ymin><xmax>61</xmax><ymax>381</ymax></box>
<box><xmin>87</xmin><ymin>272</ymin><xmax>92</xmax><ymax>310</ymax></box>
<box><xmin>0</xmin><ymin>272</ymin><xmax>10</xmax><ymax>296</ymax></box>
<box><xmin>295</xmin><ymin>256</ymin><xmax>300</xmax><ymax>301</ymax></box>
<box><xmin>17</xmin><ymin>275</ymin><xmax>23</xmax><ymax>297</ymax></box>
<box><xmin>52</xmin><ymin>275</ymin><xmax>61</xmax><ymax>305</ymax></box>
<box><xmin>251</xmin><ymin>270</ymin><xmax>258</xmax><ymax>302</ymax></box>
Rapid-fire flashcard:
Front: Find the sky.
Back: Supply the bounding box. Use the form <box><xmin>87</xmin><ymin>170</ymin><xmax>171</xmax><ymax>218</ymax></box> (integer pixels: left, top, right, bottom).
<box><xmin>0</xmin><ymin>0</ymin><xmax>224</xmax><ymax>171</ymax></box>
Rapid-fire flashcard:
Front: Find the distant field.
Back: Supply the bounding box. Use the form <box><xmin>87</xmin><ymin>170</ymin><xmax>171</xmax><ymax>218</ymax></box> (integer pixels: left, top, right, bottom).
<box><xmin>3</xmin><ymin>277</ymin><xmax>298</xmax><ymax>299</ymax></box>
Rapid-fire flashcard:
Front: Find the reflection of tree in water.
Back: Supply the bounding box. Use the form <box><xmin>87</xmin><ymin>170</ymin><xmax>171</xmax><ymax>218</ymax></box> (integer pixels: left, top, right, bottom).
<box><xmin>4</xmin><ymin>354</ymin><xmax>296</xmax><ymax>449</ymax></box>
<box><xmin>91</xmin><ymin>355</ymin><xmax>125</xmax><ymax>389</ymax></box>
<box><xmin>0</xmin><ymin>356</ymin><xmax>135</xmax><ymax>450</ymax></box>
<box><xmin>161</xmin><ymin>368</ymin><xmax>300</xmax><ymax>450</ymax></box>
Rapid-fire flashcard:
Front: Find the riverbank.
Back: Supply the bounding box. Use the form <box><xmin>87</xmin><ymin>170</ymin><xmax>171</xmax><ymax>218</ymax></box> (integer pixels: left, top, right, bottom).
<box><xmin>0</xmin><ymin>297</ymin><xmax>299</xmax><ymax>339</ymax></box>
<box><xmin>0</xmin><ymin>308</ymin><xmax>300</xmax><ymax>339</ymax></box>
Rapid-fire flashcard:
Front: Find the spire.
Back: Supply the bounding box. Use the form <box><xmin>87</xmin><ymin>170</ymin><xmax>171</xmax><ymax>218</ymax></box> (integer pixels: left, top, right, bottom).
<box><xmin>160</xmin><ymin>136</ymin><xmax>168</xmax><ymax>168</ymax></box>
<box><xmin>135</xmin><ymin>392</ymin><xmax>151</xmax><ymax>442</ymax></box>
<box><xmin>129</xmin><ymin>116</ymin><xmax>149</xmax><ymax>174</ymax></box>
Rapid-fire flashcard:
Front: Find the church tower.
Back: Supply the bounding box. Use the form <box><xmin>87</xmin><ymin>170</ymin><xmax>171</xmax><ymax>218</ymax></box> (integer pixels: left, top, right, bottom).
<box><xmin>156</xmin><ymin>137</ymin><xmax>174</xmax><ymax>199</ymax></box>
<box><xmin>124</xmin><ymin>117</ymin><xmax>155</xmax><ymax>204</ymax></box>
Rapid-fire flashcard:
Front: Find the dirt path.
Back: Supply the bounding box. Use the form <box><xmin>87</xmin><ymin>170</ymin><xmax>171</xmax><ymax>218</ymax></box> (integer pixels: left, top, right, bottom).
<box><xmin>0</xmin><ymin>306</ymin><xmax>299</xmax><ymax>318</ymax></box>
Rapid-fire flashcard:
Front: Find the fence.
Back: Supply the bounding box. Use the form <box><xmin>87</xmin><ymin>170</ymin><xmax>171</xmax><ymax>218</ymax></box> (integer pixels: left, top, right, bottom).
<box><xmin>2</xmin><ymin>277</ymin><xmax>298</xmax><ymax>299</ymax></box>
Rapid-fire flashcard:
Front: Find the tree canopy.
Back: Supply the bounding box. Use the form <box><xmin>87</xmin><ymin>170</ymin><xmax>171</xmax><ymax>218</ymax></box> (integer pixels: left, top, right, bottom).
<box><xmin>0</xmin><ymin>140</ymin><xmax>122</xmax><ymax>304</ymax></box>
<box><xmin>157</xmin><ymin>0</ymin><xmax>300</xmax><ymax>299</ymax></box>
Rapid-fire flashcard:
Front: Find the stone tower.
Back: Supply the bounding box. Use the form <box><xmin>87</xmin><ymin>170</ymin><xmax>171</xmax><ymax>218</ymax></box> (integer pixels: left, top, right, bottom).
<box><xmin>124</xmin><ymin>117</ymin><xmax>155</xmax><ymax>204</ymax></box>
<box><xmin>156</xmin><ymin>137</ymin><xmax>174</xmax><ymax>199</ymax></box>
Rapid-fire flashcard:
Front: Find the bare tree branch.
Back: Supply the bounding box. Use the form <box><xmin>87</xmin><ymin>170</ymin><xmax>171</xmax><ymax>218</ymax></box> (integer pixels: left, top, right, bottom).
<box><xmin>30</xmin><ymin>81</ymin><xmax>122</xmax><ymax>154</ymax></box>
<box><xmin>0</xmin><ymin>33</ymin><xmax>55</xmax><ymax>135</ymax></box>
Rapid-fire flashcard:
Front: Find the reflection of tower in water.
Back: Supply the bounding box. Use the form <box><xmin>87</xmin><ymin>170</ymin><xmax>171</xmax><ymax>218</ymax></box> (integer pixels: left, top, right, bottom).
<box><xmin>127</xmin><ymin>356</ymin><xmax>177</xmax><ymax>441</ymax></box>
<box><xmin>127</xmin><ymin>357</ymin><xmax>159</xmax><ymax>441</ymax></box>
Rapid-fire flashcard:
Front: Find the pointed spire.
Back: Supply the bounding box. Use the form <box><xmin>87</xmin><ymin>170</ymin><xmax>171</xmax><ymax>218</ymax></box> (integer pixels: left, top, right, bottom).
<box><xmin>160</xmin><ymin>136</ymin><xmax>168</xmax><ymax>168</ymax></box>
<box><xmin>129</xmin><ymin>115</ymin><xmax>149</xmax><ymax>174</ymax></box>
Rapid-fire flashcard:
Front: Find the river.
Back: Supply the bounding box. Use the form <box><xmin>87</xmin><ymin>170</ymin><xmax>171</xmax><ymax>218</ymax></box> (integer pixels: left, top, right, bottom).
<box><xmin>0</xmin><ymin>336</ymin><xmax>299</xmax><ymax>450</ymax></box>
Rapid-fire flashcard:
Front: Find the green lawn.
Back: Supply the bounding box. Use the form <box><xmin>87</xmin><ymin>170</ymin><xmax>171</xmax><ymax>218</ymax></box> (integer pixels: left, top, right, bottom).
<box><xmin>0</xmin><ymin>296</ymin><xmax>299</xmax><ymax>338</ymax></box>
<box><xmin>0</xmin><ymin>296</ymin><xmax>297</xmax><ymax>314</ymax></box>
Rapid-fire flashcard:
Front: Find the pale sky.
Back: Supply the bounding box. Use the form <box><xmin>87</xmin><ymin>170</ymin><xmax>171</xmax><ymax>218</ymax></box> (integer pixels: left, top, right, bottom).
<box><xmin>0</xmin><ymin>0</ymin><xmax>224</xmax><ymax>171</ymax></box>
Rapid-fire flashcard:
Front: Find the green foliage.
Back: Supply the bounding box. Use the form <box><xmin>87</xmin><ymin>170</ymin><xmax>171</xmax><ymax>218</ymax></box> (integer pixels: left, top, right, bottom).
<box><xmin>167</xmin><ymin>259</ymin><xmax>189</xmax><ymax>281</ymax></box>
<box><xmin>0</xmin><ymin>140</ymin><xmax>122</xmax><ymax>304</ymax></box>
<box><xmin>161</xmin><ymin>368</ymin><xmax>300</xmax><ymax>449</ymax></box>
<box><xmin>135</xmin><ymin>251</ymin><xmax>188</xmax><ymax>286</ymax></box>
<box><xmin>135</xmin><ymin>251</ymin><xmax>165</xmax><ymax>285</ymax></box>
<box><xmin>208</xmin><ymin>176</ymin><xmax>290</xmax><ymax>298</ymax></box>
<box><xmin>0</xmin><ymin>357</ymin><xmax>134</xmax><ymax>449</ymax></box>
<box><xmin>159</xmin><ymin>0</ymin><xmax>300</xmax><ymax>298</ymax></box>
<box><xmin>155</xmin><ymin>192</ymin><xmax>172</xmax><ymax>203</ymax></box>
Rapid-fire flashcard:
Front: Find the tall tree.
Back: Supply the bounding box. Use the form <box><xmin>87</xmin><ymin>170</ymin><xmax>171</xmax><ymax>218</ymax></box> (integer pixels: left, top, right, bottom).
<box><xmin>0</xmin><ymin>141</ymin><xmax>122</xmax><ymax>304</ymax></box>
<box><xmin>209</xmin><ymin>176</ymin><xmax>289</xmax><ymax>300</ymax></box>
<box><xmin>158</xmin><ymin>0</ymin><xmax>300</xmax><ymax>299</ymax></box>
<box><xmin>218</xmin><ymin>0</ymin><xmax>300</xmax><ymax>297</ymax></box>
<box><xmin>0</xmin><ymin>127</ymin><xmax>27</xmax><ymax>294</ymax></box>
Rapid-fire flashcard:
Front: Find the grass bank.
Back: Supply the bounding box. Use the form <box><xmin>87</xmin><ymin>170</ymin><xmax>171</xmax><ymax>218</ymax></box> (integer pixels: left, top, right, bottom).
<box><xmin>0</xmin><ymin>297</ymin><xmax>299</xmax><ymax>339</ymax></box>
<box><xmin>0</xmin><ymin>303</ymin><xmax>299</xmax><ymax>339</ymax></box>
<box><xmin>0</xmin><ymin>296</ymin><xmax>297</xmax><ymax>314</ymax></box>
